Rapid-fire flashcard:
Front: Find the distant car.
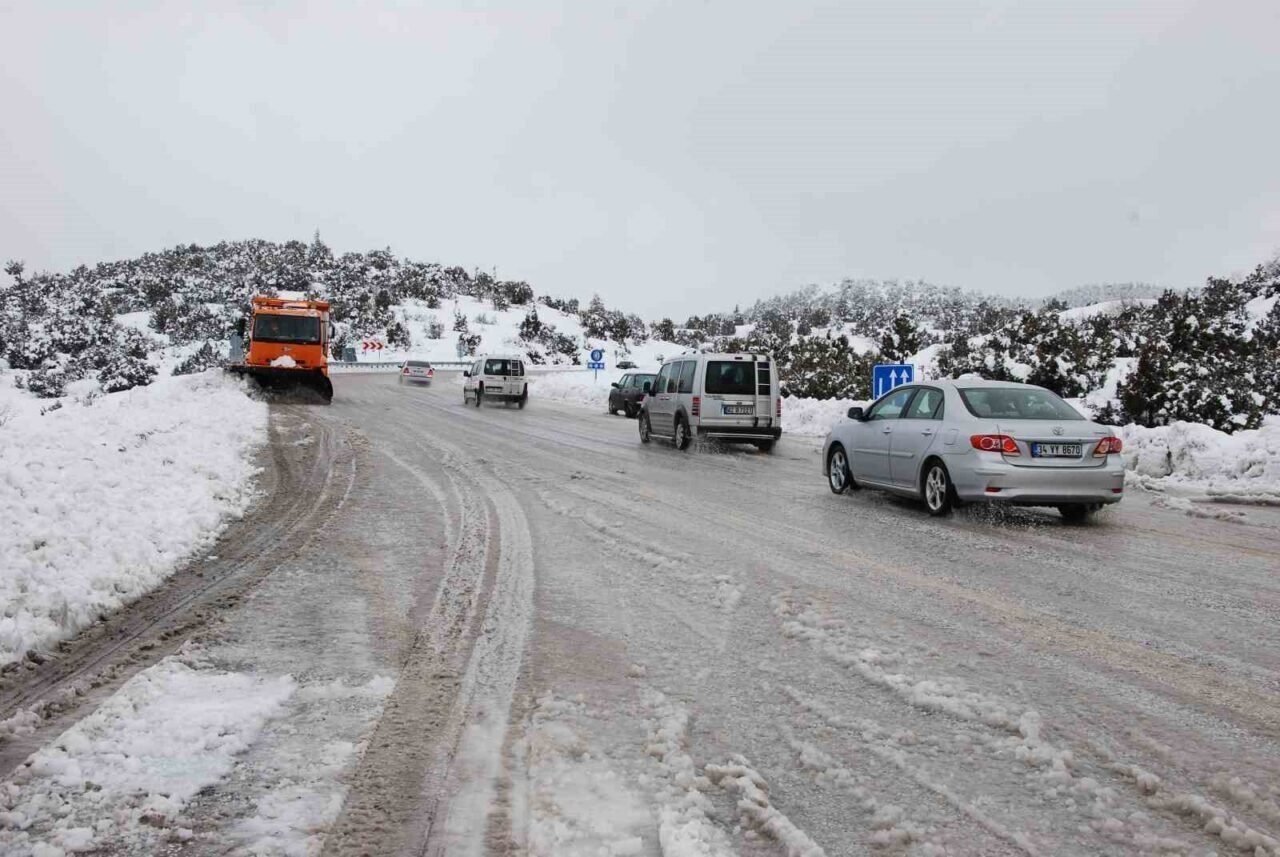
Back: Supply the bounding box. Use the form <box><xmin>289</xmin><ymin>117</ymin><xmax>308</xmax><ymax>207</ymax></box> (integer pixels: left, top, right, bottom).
<box><xmin>397</xmin><ymin>359</ymin><xmax>434</xmax><ymax>384</ymax></box>
<box><xmin>639</xmin><ymin>353</ymin><xmax>781</xmax><ymax>452</ymax></box>
<box><xmin>463</xmin><ymin>355</ymin><xmax>528</xmax><ymax>408</ymax></box>
<box><xmin>617</xmin><ymin>360</ymin><xmax>637</xmax><ymax>369</ymax></box>
<box><xmin>822</xmin><ymin>379</ymin><xmax>1124</xmax><ymax>521</ymax></box>
<box><xmin>608</xmin><ymin>372</ymin><xmax>657</xmax><ymax>418</ymax></box>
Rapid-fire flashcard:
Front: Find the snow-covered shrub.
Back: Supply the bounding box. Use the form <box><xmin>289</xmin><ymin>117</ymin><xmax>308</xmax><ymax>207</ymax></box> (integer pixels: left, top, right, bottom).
<box><xmin>172</xmin><ymin>341</ymin><xmax>226</xmax><ymax>376</ymax></box>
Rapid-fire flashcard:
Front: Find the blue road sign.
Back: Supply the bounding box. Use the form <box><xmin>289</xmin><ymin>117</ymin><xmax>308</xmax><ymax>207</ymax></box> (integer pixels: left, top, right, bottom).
<box><xmin>590</xmin><ymin>348</ymin><xmax>605</xmax><ymax>363</ymax></box>
<box><xmin>872</xmin><ymin>363</ymin><xmax>915</xmax><ymax>399</ymax></box>
<box><xmin>588</xmin><ymin>361</ymin><xmax>606</xmax><ymax>370</ymax></box>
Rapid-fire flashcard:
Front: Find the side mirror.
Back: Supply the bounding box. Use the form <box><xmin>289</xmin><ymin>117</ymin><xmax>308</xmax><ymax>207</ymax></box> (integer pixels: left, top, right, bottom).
<box><xmin>847</xmin><ymin>406</ymin><xmax>865</xmax><ymax>421</ymax></box>
<box><xmin>610</xmin><ymin>382</ymin><xmax>620</xmax><ymax>389</ymax></box>
<box><xmin>463</xmin><ymin>370</ymin><xmax>471</xmax><ymax>378</ymax></box>
<box><xmin>642</xmin><ymin>382</ymin><xmax>652</xmax><ymax>394</ymax></box>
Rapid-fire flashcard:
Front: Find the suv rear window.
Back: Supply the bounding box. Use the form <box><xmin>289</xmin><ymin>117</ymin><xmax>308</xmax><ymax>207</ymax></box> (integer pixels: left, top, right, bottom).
<box><xmin>959</xmin><ymin>387</ymin><xmax>1084</xmax><ymax>420</ymax></box>
<box><xmin>704</xmin><ymin>361</ymin><xmax>754</xmax><ymax>396</ymax></box>
<box><xmin>484</xmin><ymin>359</ymin><xmax>521</xmax><ymax>375</ymax></box>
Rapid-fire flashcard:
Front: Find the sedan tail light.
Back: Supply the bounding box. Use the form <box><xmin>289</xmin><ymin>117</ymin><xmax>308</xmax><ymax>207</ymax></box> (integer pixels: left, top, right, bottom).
<box><xmin>402</xmin><ymin>368</ymin><xmax>410</xmax><ymax>374</ymax></box>
<box><xmin>1094</xmin><ymin>437</ymin><xmax>1123</xmax><ymax>456</ymax></box>
<box><xmin>970</xmin><ymin>434</ymin><xmax>1020</xmax><ymax>455</ymax></box>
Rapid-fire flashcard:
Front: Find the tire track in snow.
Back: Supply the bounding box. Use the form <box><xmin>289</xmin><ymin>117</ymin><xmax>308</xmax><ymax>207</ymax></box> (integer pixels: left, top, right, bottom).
<box><xmin>0</xmin><ymin>409</ymin><xmax>358</xmax><ymax>776</ymax></box>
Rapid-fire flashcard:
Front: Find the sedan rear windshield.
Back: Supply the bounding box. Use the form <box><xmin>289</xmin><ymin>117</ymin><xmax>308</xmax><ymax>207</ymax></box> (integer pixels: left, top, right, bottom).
<box><xmin>704</xmin><ymin>361</ymin><xmax>755</xmax><ymax>395</ymax></box>
<box><xmin>405</xmin><ymin>360</ymin><xmax>432</xmax><ymax>367</ymax></box>
<box><xmin>959</xmin><ymin>387</ymin><xmax>1085</xmax><ymax>420</ymax></box>
<box><xmin>253</xmin><ymin>315</ymin><xmax>320</xmax><ymax>344</ymax></box>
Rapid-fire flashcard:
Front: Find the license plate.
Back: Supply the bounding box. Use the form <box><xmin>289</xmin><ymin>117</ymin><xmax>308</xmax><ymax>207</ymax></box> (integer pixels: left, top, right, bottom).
<box><xmin>1032</xmin><ymin>443</ymin><xmax>1081</xmax><ymax>457</ymax></box>
<box><xmin>724</xmin><ymin>405</ymin><xmax>754</xmax><ymax>415</ymax></box>
<box><xmin>488</xmin><ymin>386</ymin><xmax>503</xmax><ymax>392</ymax></box>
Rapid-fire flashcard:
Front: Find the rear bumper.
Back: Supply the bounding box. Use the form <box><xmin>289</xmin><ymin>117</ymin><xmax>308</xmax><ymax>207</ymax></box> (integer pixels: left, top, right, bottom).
<box><xmin>951</xmin><ymin>455</ymin><xmax>1125</xmax><ymax>505</ymax></box>
<box><xmin>697</xmin><ymin>425</ymin><xmax>782</xmax><ymax>441</ymax></box>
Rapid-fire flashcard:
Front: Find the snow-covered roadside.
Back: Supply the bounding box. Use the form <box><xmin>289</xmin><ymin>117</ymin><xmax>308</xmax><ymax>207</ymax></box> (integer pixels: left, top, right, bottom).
<box><xmin>1121</xmin><ymin>417</ymin><xmax>1280</xmax><ymax>501</ymax></box>
<box><xmin>0</xmin><ymin>370</ymin><xmax>268</xmax><ymax>667</ymax></box>
<box><xmin>0</xmin><ymin>655</ymin><xmax>294</xmax><ymax>855</ymax></box>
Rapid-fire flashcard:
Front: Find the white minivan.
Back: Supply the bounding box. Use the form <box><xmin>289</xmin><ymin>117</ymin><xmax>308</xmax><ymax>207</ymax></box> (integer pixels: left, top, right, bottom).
<box><xmin>463</xmin><ymin>355</ymin><xmax>528</xmax><ymax>408</ymax></box>
<box><xmin>639</xmin><ymin>353</ymin><xmax>781</xmax><ymax>452</ymax></box>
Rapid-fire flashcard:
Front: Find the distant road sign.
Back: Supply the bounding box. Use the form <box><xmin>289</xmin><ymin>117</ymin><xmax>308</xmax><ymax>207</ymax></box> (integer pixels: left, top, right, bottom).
<box><xmin>872</xmin><ymin>363</ymin><xmax>915</xmax><ymax>399</ymax></box>
<box><xmin>587</xmin><ymin>361</ymin><xmax>606</xmax><ymax>370</ymax></box>
<box><xmin>590</xmin><ymin>348</ymin><xmax>605</xmax><ymax>363</ymax></box>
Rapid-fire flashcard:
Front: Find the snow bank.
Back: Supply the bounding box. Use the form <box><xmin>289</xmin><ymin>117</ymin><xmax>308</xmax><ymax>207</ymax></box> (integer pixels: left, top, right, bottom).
<box><xmin>1122</xmin><ymin>417</ymin><xmax>1280</xmax><ymax>500</ymax></box>
<box><xmin>782</xmin><ymin>397</ymin><xmax>866</xmax><ymax>438</ymax></box>
<box><xmin>0</xmin><ymin>657</ymin><xmax>293</xmax><ymax>855</ymax></box>
<box><xmin>0</xmin><ymin>370</ymin><xmax>267</xmax><ymax>667</ymax></box>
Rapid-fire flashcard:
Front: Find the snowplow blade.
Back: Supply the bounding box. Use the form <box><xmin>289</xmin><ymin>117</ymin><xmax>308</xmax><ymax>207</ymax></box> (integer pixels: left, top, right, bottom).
<box><xmin>227</xmin><ymin>365</ymin><xmax>333</xmax><ymax>403</ymax></box>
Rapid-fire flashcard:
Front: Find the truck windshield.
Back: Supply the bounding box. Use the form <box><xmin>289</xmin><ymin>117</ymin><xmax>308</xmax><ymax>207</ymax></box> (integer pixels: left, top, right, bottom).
<box><xmin>253</xmin><ymin>315</ymin><xmax>321</xmax><ymax>344</ymax></box>
<box><xmin>704</xmin><ymin>361</ymin><xmax>754</xmax><ymax>396</ymax></box>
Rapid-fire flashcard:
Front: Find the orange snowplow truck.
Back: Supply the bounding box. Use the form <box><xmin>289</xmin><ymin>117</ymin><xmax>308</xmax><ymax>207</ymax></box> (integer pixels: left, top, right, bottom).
<box><xmin>228</xmin><ymin>296</ymin><xmax>335</xmax><ymax>402</ymax></box>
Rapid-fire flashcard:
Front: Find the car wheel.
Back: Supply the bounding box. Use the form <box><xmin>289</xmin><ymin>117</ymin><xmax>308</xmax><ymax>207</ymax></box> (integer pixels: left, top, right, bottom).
<box><xmin>674</xmin><ymin>417</ymin><xmax>692</xmax><ymax>451</ymax></box>
<box><xmin>623</xmin><ymin>403</ymin><xmax>637</xmax><ymax>419</ymax></box>
<box><xmin>754</xmin><ymin>440</ymin><xmax>775</xmax><ymax>453</ymax></box>
<box><xmin>827</xmin><ymin>444</ymin><xmax>853</xmax><ymax>494</ymax></box>
<box><xmin>518</xmin><ymin>389</ymin><xmax>527</xmax><ymax>409</ymax></box>
<box><xmin>922</xmin><ymin>461</ymin><xmax>954</xmax><ymax>517</ymax></box>
<box><xmin>639</xmin><ymin>413</ymin><xmax>652</xmax><ymax>444</ymax></box>
<box><xmin>475</xmin><ymin>385</ymin><xmax>483</xmax><ymax>407</ymax></box>
<box><xmin>608</xmin><ymin>403</ymin><xmax>618</xmax><ymax>415</ymax></box>
<box><xmin>1058</xmin><ymin>503</ymin><xmax>1097</xmax><ymax>523</ymax></box>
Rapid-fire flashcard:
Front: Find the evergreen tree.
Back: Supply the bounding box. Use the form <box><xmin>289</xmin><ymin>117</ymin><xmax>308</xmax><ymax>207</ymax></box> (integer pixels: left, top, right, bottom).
<box><xmin>878</xmin><ymin>313</ymin><xmax>922</xmax><ymax>363</ymax></box>
<box><xmin>519</xmin><ymin>305</ymin><xmax>543</xmax><ymax>341</ymax></box>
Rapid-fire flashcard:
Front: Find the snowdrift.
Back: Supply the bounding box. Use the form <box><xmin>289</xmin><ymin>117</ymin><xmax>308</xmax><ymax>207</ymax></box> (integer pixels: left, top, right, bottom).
<box><xmin>0</xmin><ymin>371</ymin><xmax>267</xmax><ymax>667</ymax></box>
<box><xmin>1122</xmin><ymin>418</ymin><xmax>1280</xmax><ymax>501</ymax></box>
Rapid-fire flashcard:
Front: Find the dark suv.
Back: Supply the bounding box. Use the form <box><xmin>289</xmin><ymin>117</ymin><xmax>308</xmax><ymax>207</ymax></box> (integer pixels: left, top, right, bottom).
<box><xmin>608</xmin><ymin>372</ymin><xmax>656</xmax><ymax>418</ymax></box>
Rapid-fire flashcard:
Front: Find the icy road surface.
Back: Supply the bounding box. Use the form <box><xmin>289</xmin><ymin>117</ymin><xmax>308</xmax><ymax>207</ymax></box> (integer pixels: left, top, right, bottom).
<box><xmin>3</xmin><ymin>372</ymin><xmax>1279</xmax><ymax>856</ymax></box>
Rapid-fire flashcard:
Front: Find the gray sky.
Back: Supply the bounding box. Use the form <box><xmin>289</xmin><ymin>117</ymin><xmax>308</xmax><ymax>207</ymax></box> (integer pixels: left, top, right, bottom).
<box><xmin>2</xmin><ymin>0</ymin><xmax>1278</xmax><ymax>317</ymax></box>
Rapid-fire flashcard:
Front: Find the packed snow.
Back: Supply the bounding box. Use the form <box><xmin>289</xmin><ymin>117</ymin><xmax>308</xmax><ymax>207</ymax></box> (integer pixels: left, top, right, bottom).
<box><xmin>1122</xmin><ymin>417</ymin><xmax>1280</xmax><ymax>500</ymax></box>
<box><xmin>0</xmin><ymin>369</ymin><xmax>267</xmax><ymax>667</ymax></box>
<box><xmin>0</xmin><ymin>656</ymin><xmax>293</xmax><ymax>855</ymax></box>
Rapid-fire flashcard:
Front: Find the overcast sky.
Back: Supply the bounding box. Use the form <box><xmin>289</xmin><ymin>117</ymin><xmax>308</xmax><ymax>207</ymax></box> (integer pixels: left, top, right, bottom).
<box><xmin>2</xmin><ymin>1</ymin><xmax>1277</xmax><ymax>317</ymax></box>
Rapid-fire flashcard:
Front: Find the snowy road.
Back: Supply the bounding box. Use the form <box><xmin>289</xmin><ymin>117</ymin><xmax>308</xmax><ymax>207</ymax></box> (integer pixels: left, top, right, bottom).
<box><xmin>5</xmin><ymin>372</ymin><xmax>1280</xmax><ymax>856</ymax></box>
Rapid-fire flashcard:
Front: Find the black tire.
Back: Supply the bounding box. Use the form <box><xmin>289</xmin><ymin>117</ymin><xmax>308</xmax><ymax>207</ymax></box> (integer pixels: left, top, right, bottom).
<box><xmin>674</xmin><ymin>417</ymin><xmax>692</xmax><ymax>451</ymax></box>
<box><xmin>608</xmin><ymin>403</ymin><xmax>618</xmax><ymax>415</ymax></box>
<box><xmin>921</xmin><ymin>461</ymin><xmax>955</xmax><ymax>517</ymax></box>
<box><xmin>827</xmin><ymin>444</ymin><xmax>852</xmax><ymax>494</ymax></box>
<box><xmin>623</xmin><ymin>403</ymin><xmax>637</xmax><ymax>419</ymax></box>
<box><xmin>518</xmin><ymin>388</ymin><xmax>528</xmax><ymax>409</ymax></box>
<box><xmin>1058</xmin><ymin>503</ymin><xmax>1098</xmax><ymax>523</ymax></box>
<box><xmin>639</xmin><ymin>413</ymin><xmax>652</xmax><ymax>444</ymax></box>
<box><xmin>474</xmin><ymin>385</ymin><xmax>483</xmax><ymax>407</ymax></box>
<box><xmin>754</xmin><ymin>440</ymin><xmax>775</xmax><ymax>453</ymax></box>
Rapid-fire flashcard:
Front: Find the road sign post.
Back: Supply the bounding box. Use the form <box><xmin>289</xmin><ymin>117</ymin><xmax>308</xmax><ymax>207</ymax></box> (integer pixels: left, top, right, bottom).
<box><xmin>588</xmin><ymin>348</ymin><xmax>606</xmax><ymax>379</ymax></box>
<box><xmin>871</xmin><ymin>363</ymin><xmax>915</xmax><ymax>399</ymax></box>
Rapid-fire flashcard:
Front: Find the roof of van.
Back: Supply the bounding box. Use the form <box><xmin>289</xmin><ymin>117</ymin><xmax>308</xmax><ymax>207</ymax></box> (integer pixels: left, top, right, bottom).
<box><xmin>662</xmin><ymin>352</ymin><xmax>772</xmax><ymax>362</ymax></box>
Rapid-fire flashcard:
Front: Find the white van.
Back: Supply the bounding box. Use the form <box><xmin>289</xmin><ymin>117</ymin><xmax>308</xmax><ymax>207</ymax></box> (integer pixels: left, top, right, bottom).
<box><xmin>639</xmin><ymin>353</ymin><xmax>781</xmax><ymax>452</ymax></box>
<box><xmin>463</xmin><ymin>355</ymin><xmax>528</xmax><ymax>408</ymax></box>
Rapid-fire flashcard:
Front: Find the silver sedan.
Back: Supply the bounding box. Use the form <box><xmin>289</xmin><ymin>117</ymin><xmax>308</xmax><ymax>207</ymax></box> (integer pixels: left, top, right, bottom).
<box><xmin>822</xmin><ymin>379</ymin><xmax>1125</xmax><ymax>521</ymax></box>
